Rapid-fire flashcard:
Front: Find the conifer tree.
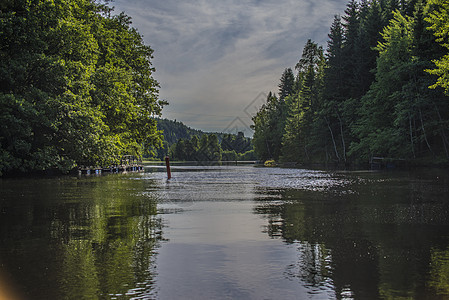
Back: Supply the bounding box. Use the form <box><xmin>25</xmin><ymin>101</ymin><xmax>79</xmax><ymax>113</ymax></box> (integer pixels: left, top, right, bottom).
<box><xmin>250</xmin><ymin>0</ymin><xmax>449</xmax><ymax>165</ymax></box>
<box><xmin>356</xmin><ymin>0</ymin><xmax>384</xmax><ymax>95</ymax></box>
<box><xmin>341</xmin><ymin>0</ymin><xmax>361</xmax><ymax>98</ymax></box>
<box><xmin>278</xmin><ymin>68</ymin><xmax>295</xmax><ymax>100</ymax></box>
<box><xmin>325</xmin><ymin>15</ymin><xmax>346</xmax><ymax>102</ymax></box>
<box><xmin>323</xmin><ymin>15</ymin><xmax>348</xmax><ymax>162</ymax></box>
<box><xmin>252</xmin><ymin>92</ymin><xmax>280</xmax><ymax>160</ymax></box>
<box><xmin>283</xmin><ymin>40</ymin><xmax>325</xmax><ymax>162</ymax></box>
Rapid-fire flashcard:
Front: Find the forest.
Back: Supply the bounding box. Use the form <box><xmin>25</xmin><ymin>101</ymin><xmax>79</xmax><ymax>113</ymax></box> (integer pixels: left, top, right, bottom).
<box><xmin>0</xmin><ymin>0</ymin><xmax>164</xmax><ymax>175</ymax></box>
<box><xmin>153</xmin><ymin>119</ymin><xmax>255</xmax><ymax>161</ymax></box>
<box><xmin>168</xmin><ymin>132</ymin><xmax>255</xmax><ymax>162</ymax></box>
<box><xmin>2</xmin><ymin>0</ymin><xmax>449</xmax><ymax>175</ymax></box>
<box><xmin>252</xmin><ymin>0</ymin><xmax>449</xmax><ymax>166</ymax></box>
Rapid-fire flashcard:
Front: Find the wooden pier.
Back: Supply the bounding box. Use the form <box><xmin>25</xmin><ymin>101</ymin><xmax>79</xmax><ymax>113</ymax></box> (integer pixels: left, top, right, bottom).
<box><xmin>78</xmin><ymin>164</ymin><xmax>144</xmax><ymax>175</ymax></box>
<box><xmin>78</xmin><ymin>155</ymin><xmax>144</xmax><ymax>175</ymax></box>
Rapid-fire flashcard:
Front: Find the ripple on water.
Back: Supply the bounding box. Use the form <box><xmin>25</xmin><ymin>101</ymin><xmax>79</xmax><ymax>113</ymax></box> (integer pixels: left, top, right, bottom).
<box><xmin>142</xmin><ymin>166</ymin><xmax>358</xmax><ymax>204</ymax></box>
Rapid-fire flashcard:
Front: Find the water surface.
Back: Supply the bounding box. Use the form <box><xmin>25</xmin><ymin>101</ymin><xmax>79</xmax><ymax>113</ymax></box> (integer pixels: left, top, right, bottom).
<box><xmin>1</xmin><ymin>165</ymin><xmax>449</xmax><ymax>299</ymax></box>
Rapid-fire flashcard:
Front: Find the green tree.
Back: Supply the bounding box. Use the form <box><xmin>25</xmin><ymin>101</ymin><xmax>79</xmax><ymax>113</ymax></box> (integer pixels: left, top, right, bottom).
<box><xmin>251</xmin><ymin>92</ymin><xmax>285</xmax><ymax>161</ymax></box>
<box><xmin>253</xmin><ymin>0</ymin><xmax>449</xmax><ymax>165</ymax></box>
<box><xmin>282</xmin><ymin>40</ymin><xmax>326</xmax><ymax>163</ymax></box>
<box><xmin>323</xmin><ymin>15</ymin><xmax>348</xmax><ymax>162</ymax></box>
<box><xmin>356</xmin><ymin>0</ymin><xmax>384</xmax><ymax>95</ymax></box>
<box><xmin>0</xmin><ymin>0</ymin><xmax>164</xmax><ymax>175</ymax></box>
<box><xmin>341</xmin><ymin>0</ymin><xmax>361</xmax><ymax>98</ymax></box>
<box><xmin>251</xmin><ymin>68</ymin><xmax>296</xmax><ymax>161</ymax></box>
<box><xmin>351</xmin><ymin>11</ymin><xmax>415</xmax><ymax>159</ymax></box>
<box><xmin>207</xmin><ymin>134</ymin><xmax>222</xmax><ymax>161</ymax></box>
<box><xmin>325</xmin><ymin>15</ymin><xmax>346</xmax><ymax>102</ymax></box>
<box><xmin>198</xmin><ymin>135</ymin><xmax>211</xmax><ymax>161</ymax></box>
<box><xmin>278</xmin><ymin>68</ymin><xmax>295</xmax><ymax>100</ymax></box>
<box><xmin>425</xmin><ymin>0</ymin><xmax>449</xmax><ymax>94</ymax></box>
<box><xmin>221</xmin><ymin>132</ymin><xmax>251</xmax><ymax>154</ymax></box>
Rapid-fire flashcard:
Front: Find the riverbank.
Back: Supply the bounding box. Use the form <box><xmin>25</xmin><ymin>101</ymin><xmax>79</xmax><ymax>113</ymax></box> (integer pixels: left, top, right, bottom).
<box><xmin>276</xmin><ymin>156</ymin><xmax>449</xmax><ymax>171</ymax></box>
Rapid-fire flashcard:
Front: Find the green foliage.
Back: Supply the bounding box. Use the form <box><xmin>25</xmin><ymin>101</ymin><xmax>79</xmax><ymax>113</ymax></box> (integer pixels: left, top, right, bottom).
<box><xmin>251</xmin><ymin>0</ymin><xmax>449</xmax><ymax>166</ymax></box>
<box><xmin>425</xmin><ymin>0</ymin><xmax>449</xmax><ymax>94</ymax></box>
<box><xmin>238</xmin><ymin>149</ymin><xmax>257</xmax><ymax>161</ymax></box>
<box><xmin>278</xmin><ymin>68</ymin><xmax>296</xmax><ymax>100</ymax></box>
<box><xmin>221</xmin><ymin>132</ymin><xmax>252</xmax><ymax>154</ymax></box>
<box><xmin>152</xmin><ymin>118</ymin><xmax>253</xmax><ymax>161</ymax></box>
<box><xmin>0</xmin><ymin>0</ymin><xmax>163</xmax><ymax>175</ymax></box>
<box><xmin>322</xmin><ymin>15</ymin><xmax>350</xmax><ymax>163</ymax></box>
<box><xmin>351</xmin><ymin>11</ymin><xmax>416</xmax><ymax>159</ymax></box>
<box><xmin>222</xmin><ymin>150</ymin><xmax>238</xmax><ymax>161</ymax></box>
<box><xmin>156</xmin><ymin>118</ymin><xmax>203</xmax><ymax>145</ymax></box>
<box><xmin>150</xmin><ymin>118</ymin><xmax>203</xmax><ymax>159</ymax></box>
<box><xmin>283</xmin><ymin>40</ymin><xmax>326</xmax><ymax>163</ymax></box>
<box><xmin>168</xmin><ymin>130</ymin><xmax>253</xmax><ymax>162</ymax></box>
<box><xmin>251</xmin><ymin>92</ymin><xmax>286</xmax><ymax>161</ymax></box>
<box><xmin>351</xmin><ymin>8</ymin><xmax>449</xmax><ymax>161</ymax></box>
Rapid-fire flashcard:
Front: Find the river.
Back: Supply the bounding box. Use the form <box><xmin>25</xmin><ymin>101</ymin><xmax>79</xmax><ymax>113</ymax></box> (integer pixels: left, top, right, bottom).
<box><xmin>1</xmin><ymin>164</ymin><xmax>449</xmax><ymax>299</ymax></box>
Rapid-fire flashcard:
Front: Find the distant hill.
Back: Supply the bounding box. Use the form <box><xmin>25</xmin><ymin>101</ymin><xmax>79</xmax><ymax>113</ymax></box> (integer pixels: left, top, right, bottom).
<box><xmin>151</xmin><ymin>118</ymin><xmax>254</xmax><ymax>160</ymax></box>
<box><xmin>156</xmin><ymin>118</ymin><xmax>204</xmax><ymax>145</ymax></box>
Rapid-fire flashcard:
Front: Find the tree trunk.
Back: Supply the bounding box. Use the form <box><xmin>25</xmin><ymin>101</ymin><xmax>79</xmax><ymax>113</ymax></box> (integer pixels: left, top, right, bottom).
<box><xmin>433</xmin><ymin>103</ymin><xmax>449</xmax><ymax>159</ymax></box>
<box><xmin>335</xmin><ymin>108</ymin><xmax>346</xmax><ymax>162</ymax></box>
<box><xmin>325</xmin><ymin>116</ymin><xmax>340</xmax><ymax>162</ymax></box>
<box><xmin>408</xmin><ymin>112</ymin><xmax>416</xmax><ymax>159</ymax></box>
<box><xmin>304</xmin><ymin>145</ymin><xmax>310</xmax><ymax>161</ymax></box>
<box><xmin>419</xmin><ymin>108</ymin><xmax>434</xmax><ymax>156</ymax></box>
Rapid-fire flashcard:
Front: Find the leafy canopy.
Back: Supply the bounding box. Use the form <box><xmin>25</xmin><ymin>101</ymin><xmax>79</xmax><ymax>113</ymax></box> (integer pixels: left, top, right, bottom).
<box><xmin>0</xmin><ymin>0</ymin><xmax>164</xmax><ymax>175</ymax></box>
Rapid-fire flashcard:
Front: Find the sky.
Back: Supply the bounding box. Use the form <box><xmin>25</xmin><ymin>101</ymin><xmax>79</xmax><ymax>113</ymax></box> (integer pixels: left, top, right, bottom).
<box><xmin>112</xmin><ymin>0</ymin><xmax>350</xmax><ymax>136</ymax></box>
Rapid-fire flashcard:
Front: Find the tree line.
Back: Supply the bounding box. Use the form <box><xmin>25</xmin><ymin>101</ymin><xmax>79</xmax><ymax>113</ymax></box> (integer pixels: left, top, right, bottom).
<box><xmin>149</xmin><ymin>118</ymin><xmax>255</xmax><ymax>161</ymax></box>
<box><xmin>168</xmin><ymin>131</ymin><xmax>255</xmax><ymax>162</ymax></box>
<box><xmin>0</xmin><ymin>0</ymin><xmax>164</xmax><ymax>175</ymax></box>
<box><xmin>150</xmin><ymin>118</ymin><xmax>204</xmax><ymax>160</ymax></box>
<box><xmin>252</xmin><ymin>0</ymin><xmax>449</xmax><ymax>166</ymax></box>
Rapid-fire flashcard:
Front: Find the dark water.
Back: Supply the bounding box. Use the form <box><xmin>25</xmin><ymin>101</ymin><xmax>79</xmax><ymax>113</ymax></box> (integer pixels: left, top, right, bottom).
<box><xmin>1</xmin><ymin>165</ymin><xmax>449</xmax><ymax>299</ymax></box>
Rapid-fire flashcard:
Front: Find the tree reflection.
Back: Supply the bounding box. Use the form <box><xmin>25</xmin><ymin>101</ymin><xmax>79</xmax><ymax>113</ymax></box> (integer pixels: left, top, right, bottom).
<box><xmin>429</xmin><ymin>247</ymin><xmax>449</xmax><ymax>296</ymax></box>
<box><xmin>60</xmin><ymin>240</ymin><xmax>100</xmax><ymax>299</ymax></box>
<box><xmin>284</xmin><ymin>242</ymin><xmax>332</xmax><ymax>289</ymax></box>
<box><xmin>255</xmin><ymin>171</ymin><xmax>449</xmax><ymax>299</ymax></box>
<box><xmin>0</xmin><ymin>174</ymin><xmax>163</xmax><ymax>299</ymax></box>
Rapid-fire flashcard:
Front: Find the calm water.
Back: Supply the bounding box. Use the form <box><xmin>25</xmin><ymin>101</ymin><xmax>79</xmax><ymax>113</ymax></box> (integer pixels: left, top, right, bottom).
<box><xmin>1</xmin><ymin>165</ymin><xmax>449</xmax><ymax>299</ymax></box>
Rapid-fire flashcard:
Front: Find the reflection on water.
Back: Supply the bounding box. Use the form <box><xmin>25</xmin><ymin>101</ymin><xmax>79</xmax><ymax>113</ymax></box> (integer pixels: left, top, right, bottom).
<box><xmin>1</xmin><ymin>166</ymin><xmax>449</xmax><ymax>299</ymax></box>
<box><xmin>253</xmin><ymin>169</ymin><xmax>449</xmax><ymax>299</ymax></box>
<box><xmin>0</xmin><ymin>174</ymin><xmax>162</xmax><ymax>299</ymax></box>
<box><xmin>430</xmin><ymin>247</ymin><xmax>449</xmax><ymax>295</ymax></box>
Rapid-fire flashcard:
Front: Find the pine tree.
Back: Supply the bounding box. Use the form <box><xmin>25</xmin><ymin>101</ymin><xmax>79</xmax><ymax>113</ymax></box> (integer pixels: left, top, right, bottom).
<box><xmin>350</xmin><ymin>10</ymin><xmax>447</xmax><ymax>160</ymax></box>
<box><xmin>323</xmin><ymin>15</ymin><xmax>348</xmax><ymax>162</ymax></box>
<box><xmin>356</xmin><ymin>0</ymin><xmax>384</xmax><ymax>95</ymax></box>
<box><xmin>278</xmin><ymin>68</ymin><xmax>295</xmax><ymax>100</ymax></box>
<box><xmin>325</xmin><ymin>15</ymin><xmax>346</xmax><ymax>102</ymax></box>
<box><xmin>282</xmin><ymin>40</ymin><xmax>326</xmax><ymax>162</ymax></box>
<box><xmin>251</xmin><ymin>92</ymin><xmax>280</xmax><ymax>160</ymax></box>
<box><xmin>341</xmin><ymin>0</ymin><xmax>361</xmax><ymax>98</ymax></box>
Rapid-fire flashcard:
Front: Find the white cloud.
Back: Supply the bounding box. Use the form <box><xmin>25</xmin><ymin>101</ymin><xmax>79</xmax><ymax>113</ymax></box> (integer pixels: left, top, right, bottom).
<box><xmin>112</xmin><ymin>0</ymin><xmax>349</xmax><ymax>133</ymax></box>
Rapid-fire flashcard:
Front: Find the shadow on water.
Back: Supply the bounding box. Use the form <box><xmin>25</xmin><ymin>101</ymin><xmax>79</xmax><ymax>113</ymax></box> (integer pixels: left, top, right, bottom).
<box><xmin>0</xmin><ymin>173</ymin><xmax>163</xmax><ymax>300</ymax></box>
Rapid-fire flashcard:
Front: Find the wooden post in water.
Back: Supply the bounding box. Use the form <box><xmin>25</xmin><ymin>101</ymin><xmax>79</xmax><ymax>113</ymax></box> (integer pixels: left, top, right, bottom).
<box><xmin>165</xmin><ymin>156</ymin><xmax>171</xmax><ymax>180</ymax></box>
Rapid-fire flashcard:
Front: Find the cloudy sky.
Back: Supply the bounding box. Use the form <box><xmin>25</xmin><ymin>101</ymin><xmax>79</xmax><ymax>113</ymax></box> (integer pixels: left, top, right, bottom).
<box><xmin>112</xmin><ymin>0</ymin><xmax>349</xmax><ymax>135</ymax></box>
